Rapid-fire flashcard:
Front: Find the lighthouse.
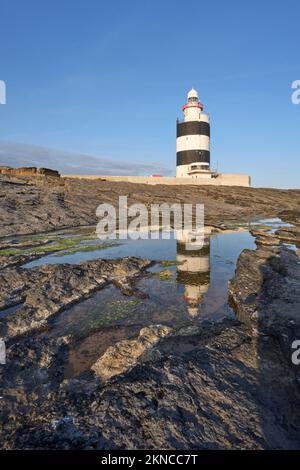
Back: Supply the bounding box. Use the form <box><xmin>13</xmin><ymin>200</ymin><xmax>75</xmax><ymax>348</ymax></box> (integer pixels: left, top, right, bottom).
<box><xmin>176</xmin><ymin>230</ymin><xmax>211</xmax><ymax>318</ymax></box>
<box><xmin>176</xmin><ymin>88</ymin><xmax>211</xmax><ymax>178</ymax></box>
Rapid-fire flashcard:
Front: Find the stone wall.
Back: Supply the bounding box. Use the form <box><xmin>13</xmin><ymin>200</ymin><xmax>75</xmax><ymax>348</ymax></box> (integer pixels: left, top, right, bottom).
<box><xmin>63</xmin><ymin>173</ymin><xmax>251</xmax><ymax>187</ymax></box>
<box><xmin>0</xmin><ymin>166</ymin><xmax>60</xmax><ymax>177</ymax></box>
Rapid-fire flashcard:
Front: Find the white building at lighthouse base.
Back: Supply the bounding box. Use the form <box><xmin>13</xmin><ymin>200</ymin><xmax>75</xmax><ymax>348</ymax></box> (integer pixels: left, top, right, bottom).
<box><xmin>63</xmin><ymin>173</ymin><xmax>251</xmax><ymax>186</ymax></box>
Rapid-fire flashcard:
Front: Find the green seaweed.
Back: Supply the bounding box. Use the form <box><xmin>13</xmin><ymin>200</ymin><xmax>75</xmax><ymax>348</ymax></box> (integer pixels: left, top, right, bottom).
<box><xmin>88</xmin><ymin>299</ymin><xmax>142</xmax><ymax>328</ymax></box>
<box><xmin>19</xmin><ymin>234</ymin><xmax>54</xmax><ymax>242</ymax></box>
<box><xmin>155</xmin><ymin>269</ymin><xmax>174</xmax><ymax>281</ymax></box>
<box><xmin>159</xmin><ymin>260</ymin><xmax>184</xmax><ymax>267</ymax></box>
<box><xmin>54</xmin><ymin>241</ymin><xmax>118</xmax><ymax>257</ymax></box>
<box><xmin>0</xmin><ymin>233</ymin><xmax>103</xmax><ymax>256</ymax></box>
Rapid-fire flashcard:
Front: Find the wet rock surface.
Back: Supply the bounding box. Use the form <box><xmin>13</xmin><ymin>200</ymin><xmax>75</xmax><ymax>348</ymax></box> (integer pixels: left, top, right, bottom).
<box><xmin>0</xmin><ymin>257</ymin><xmax>151</xmax><ymax>340</ymax></box>
<box><xmin>229</xmin><ymin>245</ymin><xmax>300</xmax><ymax>365</ymax></box>
<box><xmin>1</xmin><ymin>317</ymin><xmax>300</xmax><ymax>449</ymax></box>
<box><xmin>91</xmin><ymin>324</ymin><xmax>172</xmax><ymax>381</ymax></box>
<box><xmin>1</xmin><ymin>238</ymin><xmax>300</xmax><ymax>449</ymax></box>
<box><xmin>0</xmin><ymin>174</ymin><xmax>300</xmax><ymax>449</ymax></box>
<box><xmin>275</xmin><ymin>226</ymin><xmax>300</xmax><ymax>245</ymax></box>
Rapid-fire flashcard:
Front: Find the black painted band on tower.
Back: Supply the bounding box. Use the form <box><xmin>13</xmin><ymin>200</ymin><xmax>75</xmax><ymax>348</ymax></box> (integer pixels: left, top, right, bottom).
<box><xmin>176</xmin><ymin>121</ymin><xmax>210</xmax><ymax>138</ymax></box>
<box><xmin>176</xmin><ymin>271</ymin><xmax>210</xmax><ymax>285</ymax></box>
<box><xmin>176</xmin><ymin>150</ymin><xmax>210</xmax><ymax>166</ymax></box>
<box><xmin>177</xmin><ymin>243</ymin><xmax>210</xmax><ymax>257</ymax></box>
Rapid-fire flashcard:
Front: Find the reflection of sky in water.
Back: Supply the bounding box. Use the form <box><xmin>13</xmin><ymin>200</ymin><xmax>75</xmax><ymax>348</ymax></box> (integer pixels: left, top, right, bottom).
<box><xmin>27</xmin><ymin>231</ymin><xmax>256</xmax><ymax>324</ymax></box>
<box><xmin>50</xmin><ymin>230</ymin><xmax>256</xmax><ymax>377</ymax></box>
<box><xmin>19</xmin><ymin>219</ymin><xmax>291</xmax><ymax>377</ymax></box>
<box><xmin>21</xmin><ymin>221</ymin><xmax>290</xmax><ymax>324</ymax></box>
<box><xmin>250</xmin><ymin>217</ymin><xmax>294</xmax><ymax>234</ymax></box>
<box><xmin>25</xmin><ymin>230</ymin><xmax>255</xmax><ymax>267</ymax></box>
<box><xmin>49</xmin><ymin>231</ymin><xmax>256</xmax><ymax>335</ymax></box>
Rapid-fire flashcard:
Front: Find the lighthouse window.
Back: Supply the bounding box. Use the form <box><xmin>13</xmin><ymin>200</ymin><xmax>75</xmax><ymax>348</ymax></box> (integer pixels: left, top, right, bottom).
<box><xmin>188</xmin><ymin>97</ymin><xmax>198</xmax><ymax>103</ymax></box>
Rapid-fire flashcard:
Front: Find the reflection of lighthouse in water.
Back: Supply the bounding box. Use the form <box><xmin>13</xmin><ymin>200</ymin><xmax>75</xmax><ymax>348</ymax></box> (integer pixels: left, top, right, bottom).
<box><xmin>176</xmin><ymin>231</ymin><xmax>211</xmax><ymax>318</ymax></box>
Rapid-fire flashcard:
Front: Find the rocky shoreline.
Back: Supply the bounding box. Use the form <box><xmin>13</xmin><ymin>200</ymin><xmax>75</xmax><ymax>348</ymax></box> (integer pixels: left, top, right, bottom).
<box><xmin>0</xmin><ymin>174</ymin><xmax>300</xmax><ymax>449</ymax></box>
<box><xmin>1</xmin><ymin>173</ymin><xmax>300</xmax><ymax>236</ymax></box>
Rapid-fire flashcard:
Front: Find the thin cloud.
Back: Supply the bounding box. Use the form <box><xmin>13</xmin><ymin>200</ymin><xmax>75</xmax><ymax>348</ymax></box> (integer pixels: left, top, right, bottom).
<box><xmin>0</xmin><ymin>141</ymin><xmax>172</xmax><ymax>176</ymax></box>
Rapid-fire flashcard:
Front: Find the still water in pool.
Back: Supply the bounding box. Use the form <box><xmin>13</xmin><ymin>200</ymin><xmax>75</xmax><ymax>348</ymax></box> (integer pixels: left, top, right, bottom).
<box><xmin>44</xmin><ymin>229</ymin><xmax>256</xmax><ymax>376</ymax></box>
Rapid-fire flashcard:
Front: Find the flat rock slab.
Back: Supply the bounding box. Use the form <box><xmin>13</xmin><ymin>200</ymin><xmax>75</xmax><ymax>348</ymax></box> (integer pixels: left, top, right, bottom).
<box><xmin>0</xmin><ymin>257</ymin><xmax>151</xmax><ymax>340</ymax></box>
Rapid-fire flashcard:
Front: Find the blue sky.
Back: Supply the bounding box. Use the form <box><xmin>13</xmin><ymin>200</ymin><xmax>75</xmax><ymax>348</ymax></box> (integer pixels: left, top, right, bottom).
<box><xmin>0</xmin><ymin>0</ymin><xmax>299</xmax><ymax>187</ymax></box>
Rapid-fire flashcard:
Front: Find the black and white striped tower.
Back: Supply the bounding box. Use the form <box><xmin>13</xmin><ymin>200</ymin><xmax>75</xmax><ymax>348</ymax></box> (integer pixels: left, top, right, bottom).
<box><xmin>176</xmin><ymin>230</ymin><xmax>211</xmax><ymax>318</ymax></box>
<box><xmin>176</xmin><ymin>88</ymin><xmax>211</xmax><ymax>178</ymax></box>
